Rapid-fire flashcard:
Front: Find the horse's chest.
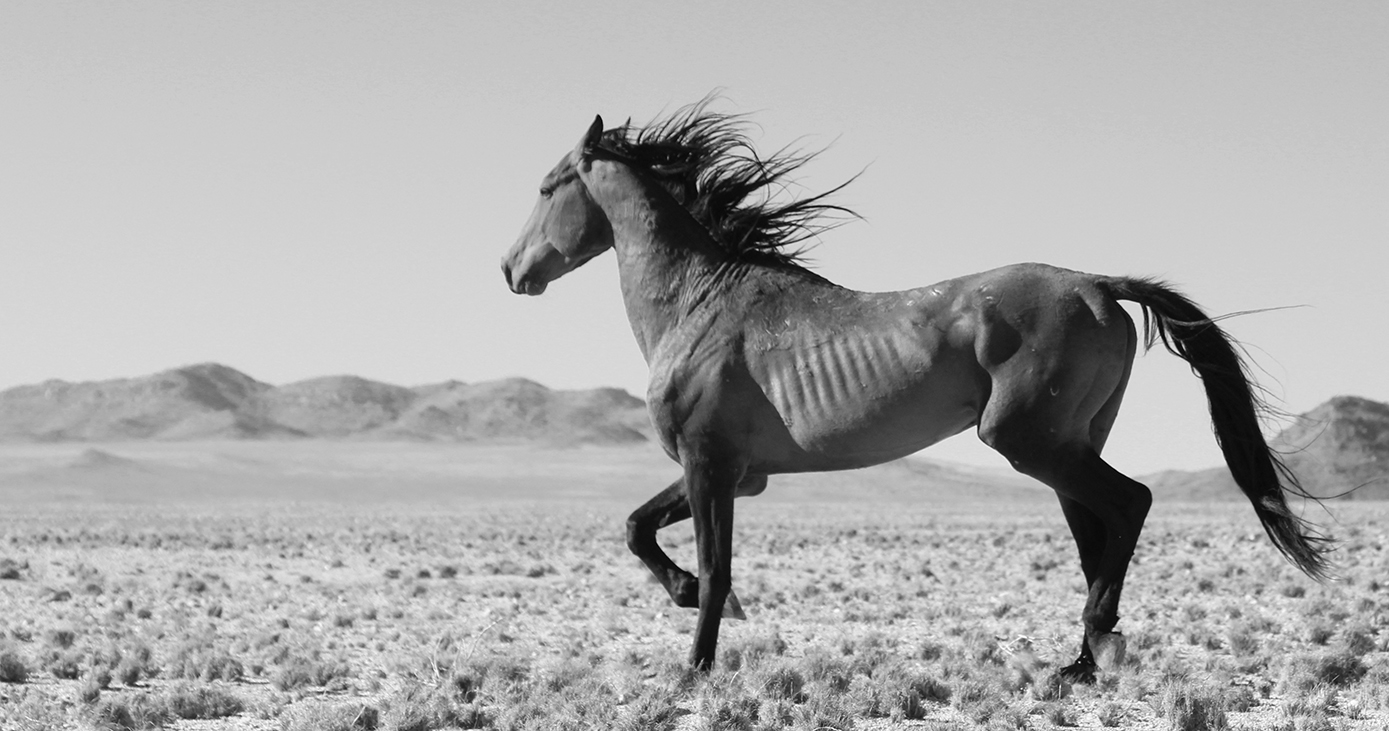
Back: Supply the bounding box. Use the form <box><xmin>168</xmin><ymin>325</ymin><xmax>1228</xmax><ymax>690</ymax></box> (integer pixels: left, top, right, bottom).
<box><xmin>643</xmin><ymin>329</ymin><xmax>742</xmax><ymax>460</ymax></box>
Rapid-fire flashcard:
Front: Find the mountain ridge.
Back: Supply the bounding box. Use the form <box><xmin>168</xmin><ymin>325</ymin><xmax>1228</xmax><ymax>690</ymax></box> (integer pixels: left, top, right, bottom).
<box><xmin>0</xmin><ymin>363</ymin><xmax>649</xmax><ymax>446</ymax></box>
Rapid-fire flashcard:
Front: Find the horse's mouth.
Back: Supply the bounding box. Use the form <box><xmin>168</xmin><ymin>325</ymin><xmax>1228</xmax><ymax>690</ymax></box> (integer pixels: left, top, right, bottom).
<box><xmin>521</xmin><ymin>280</ymin><xmax>548</xmax><ymax>296</ymax></box>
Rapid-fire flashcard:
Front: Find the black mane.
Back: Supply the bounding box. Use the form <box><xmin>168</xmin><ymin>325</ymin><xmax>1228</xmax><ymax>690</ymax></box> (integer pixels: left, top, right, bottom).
<box><xmin>593</xmin><ymin>99</ymin><xmax>857</xmax><ymax>274</ymax></box>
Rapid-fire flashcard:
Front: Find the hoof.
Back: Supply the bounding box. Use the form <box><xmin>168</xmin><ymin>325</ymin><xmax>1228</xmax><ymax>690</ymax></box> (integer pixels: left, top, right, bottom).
<box><xmin>1058</xmin><ymin>660</ymin><xmax>1097</xmax><ymax>685</ymax></box>
<box><xmin>1092</xmin><ymin>632</ymin><xmax>1127</xmax><ymax>672</ymax></box>
<box><xmin>670</xmin><ymin>574</ymin><xmax>699</xmax><ymax>608</ymax></box>
<box><xmin>722</xmin><ymin>590</ymin><xmax>747</xmax><ymax>620</ymax></box>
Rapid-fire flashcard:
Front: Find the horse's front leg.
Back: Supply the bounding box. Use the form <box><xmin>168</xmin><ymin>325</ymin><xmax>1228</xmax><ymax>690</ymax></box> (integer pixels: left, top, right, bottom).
<box><xmin>626</xmin><ymin>478</ymin><xmax>698</xmax><ymax>607</ymax></box>
<box><xmin>626</xmin><ymin>474</ymin><xmax>763</xmax><ymax>615</ymax></box>
<box><xmin>683</xmin><ymin>451</ymin><xmax>743</xmax><ymax>671</ymax></box>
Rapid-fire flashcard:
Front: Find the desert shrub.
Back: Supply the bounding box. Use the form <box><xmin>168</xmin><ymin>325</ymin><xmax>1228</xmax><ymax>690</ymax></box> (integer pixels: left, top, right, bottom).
<box><xmin>887</xmin><ymin>666</ymin><xmax>951</xmax><ymax>720</ymax></box>
<box><xmin>1286</xmin><ymin>651</ymin><xmax>1368</xmax><ymax>689</ymax></box>
<box><xmin>167</xmin><ymin>642</ymin><xmax>244</xmax><ymax>682</ymax></box>
<box><xmin>115</xmin><ymin>642</ymin><xmax>157</xmax><ymax>687</ymax></box>
<box><xmin>1222</xmin><ymin>684</ymin><xmax>1256</xmax><ymax>712</ymax></box>
<box><xmin>753</xmin><ymin>661</ymin><xmax>806</xmax><ymax>702</ymax></box>
<box><xmin>1096</xmin><ymin>701</ymin><xmax>1126</xmax><ymax>726</ymax></box>
<box><xmin>1029</xmin><ymin>668</ymin><xmax>1071</xmax><ymax>701</ymax></box>
<box><xmin>1307</xmin><ymin>624</ymin><xmax>1334</xmax><ymax>645</ymax></box>
<box><xmin>1039</xmin><ymin>702</ymin><xmax>1076</xmax><ymax>727</ymax></box>
<box><xmin>47</xmin><ymin>627</ymin><xmax>77</xmax><ymax>649</ymax></box>
<box><xmin>0</xmin><ymin>647</ymin><xmax>30</xmax><ymax>683</ymax></box>
<box><xmin>376</xmin><ymin>679</ymin><xmax>493</xmax><ymax>731</ymax></box>
<box><xmin>721</xmin><ymin>629</ymin><xmax>788</xmax><ymax>672</ymax></box>
<box><xmin>79</xmin><ymin>677</ymin><xmax>103</xmax><ymax>704</ymax></box>
<box><xmin>790</xmin><ymin>692</ymin><xmax>855</xmax><ymax>731</ymax></box>
<box><xmin>952</xmin><ymin>678</ymin><xmax>1007</xmax><ymax>724</ymax></box>
<box><xmin>86</xmin><ymin>693</ymin><xmax>173</xmax><ymax>731</ymax></box>
<box><xmin>0</xmin><ymin>557</ymin><xmax>26</xmax><ymax>580</ymax></box>
<box><xmin>281</xmin><ymin>702</ymin><xmax>380</xmax><ymax>731</ymax></box>
<box><xmin>45</xmin><ymin>649</ymin><xmax>83</xmax><ymax>679</ymax></box>
<box><xmin>797</xmin><ymin>650</ymin><xmax>854</xmax><ymax>693</ymax></box>
<box><xmin>533</xmin><ymin>657</ymin><xmax>595</xmax><ymax>694</ymax></box>
<box><xmin>694</xmin><ymin>680</ymin><xmax>759</xmax><ymax>731</ymax></box>
<box><xmin>1226</xmin><ymin>626</ymin><xmax>1260</xmax><ymax>657</ymax></box>
<box><xmin>271</xmin><ymin>656</ymin><xmax>352</xmax><ymax>691</ymax></box>
<box><xmin>116</xmin><ymin>659</ymin><xmax>143</xmax><ymax>687</ymax></box>
<box><xmin>1340</xmin><ymin>625</ymin><xmax>1377</xmax><ymax>655</ymax></box>
<box><xmin>1281</xmin><ymin>682</ymin><xmax>1338</xmax><ymax>721</ymax></box>
<box><xmin>614</xmin><ymin>683</ymin><xmax>682</xmax><ymax>731</ymax></box>
<box><xmin>162</xmin><ymin>682</ymin><xmax>245</xmax><ymax>719</ymax></box>
<box><xmin>1159</xmin><ymin>680</ymin><xmax>1229</xmax><ymax>731</ymax></box>
<box><xmin>469</xmin><ymin>653</ymin><xmax>530</xmax><ymax>690</ymax></box>
<box><xmin>487</xmin><ymin>663</ymin><xmax>618</xmax><ymax>731</ymax></box>
<box><xmin>844</xmin><ymin>673</ymin><xmax>886</xmax><ymax>718</ymax></box>
<box><xmin>89</xmin><ymin>665</ymin><xmax>113</xmax><ymax>690</ymax></box>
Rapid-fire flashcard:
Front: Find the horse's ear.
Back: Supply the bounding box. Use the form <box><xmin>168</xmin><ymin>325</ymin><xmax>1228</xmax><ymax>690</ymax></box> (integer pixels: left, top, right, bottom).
<box><xmin>576</xmin><ymin>115</ymin><xmax>603</xmax><ymax>158</ymax></box>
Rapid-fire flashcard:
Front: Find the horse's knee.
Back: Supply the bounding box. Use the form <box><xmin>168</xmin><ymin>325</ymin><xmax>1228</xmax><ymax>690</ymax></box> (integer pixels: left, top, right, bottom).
<box><xmin>625</xmin><ymin>513</ymin><xmax>649</xmax><ymax>556</ymax></box>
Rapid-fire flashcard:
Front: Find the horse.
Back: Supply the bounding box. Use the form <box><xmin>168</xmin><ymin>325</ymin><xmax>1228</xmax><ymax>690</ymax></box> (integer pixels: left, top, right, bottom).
<box><xmin>500</xmin><ymin>101</ymin><xmax>1330</xmax><ymax>680</ymax></box>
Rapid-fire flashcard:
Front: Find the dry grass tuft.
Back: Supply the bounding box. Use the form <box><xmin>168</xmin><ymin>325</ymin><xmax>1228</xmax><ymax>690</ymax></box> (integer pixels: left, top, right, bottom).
<box><xmin>1158</xmin><ymin>679</ymin><xmax>1229</xmax><ymax>731</ymax></box>
<box><xmin>0</xmin><ymin>647</ymin><xmax>30</xmax><ymax>684</ymax></box>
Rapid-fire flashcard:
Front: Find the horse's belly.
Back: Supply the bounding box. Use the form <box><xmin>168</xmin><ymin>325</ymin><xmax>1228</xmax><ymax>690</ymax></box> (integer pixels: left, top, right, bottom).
<box><xmin>749</xmin><ymin>332</ymin><xmax>984</xmax><ymax>470</ymax></box>
<box><xmin>779</xmin><ymin>381</ymin><xmax>980</xmax><ymax>468</ymax></box>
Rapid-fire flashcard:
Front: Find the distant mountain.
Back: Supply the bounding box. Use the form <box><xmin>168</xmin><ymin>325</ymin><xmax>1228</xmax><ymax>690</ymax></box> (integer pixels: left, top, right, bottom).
<box><xmin>0</xmin><ymin>364</ymin><xmax>650</xmax><ymax>446</ymax></box>
<box><xmin>0</xmin><ymin>363</ymin><xmax>272</xmax><ymax>441</ymax></box>
<box><xmin>380</xmin><ymin>378</ymin><xmax>649</xmax><ymax>443</ymax></box>
<box><xmin>1142</xmin><ymin>395</ymin><xmax>1389</xmax><ymax>501</ymax></box>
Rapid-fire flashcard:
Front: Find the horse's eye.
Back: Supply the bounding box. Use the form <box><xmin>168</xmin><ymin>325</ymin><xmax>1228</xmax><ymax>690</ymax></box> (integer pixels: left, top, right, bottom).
<box><xmin>540</xmin><ymin>186</ymin><xmax>554</xmax><ymax>198</ymax></box>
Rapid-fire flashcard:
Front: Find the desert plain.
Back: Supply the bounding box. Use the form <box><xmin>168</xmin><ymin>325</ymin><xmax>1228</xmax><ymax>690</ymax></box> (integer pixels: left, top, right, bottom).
<box><xmin>1</xmin><ymin>440</ymin><xmax>1387</xmax><ymax>730</ymax></box>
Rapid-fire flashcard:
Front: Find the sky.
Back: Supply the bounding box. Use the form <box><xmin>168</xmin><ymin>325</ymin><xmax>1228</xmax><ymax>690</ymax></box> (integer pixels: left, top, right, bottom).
<box><xmin>2</xmin><ymin>2</ymin><xmax>1386</xmax><ymax>475</ymax></box>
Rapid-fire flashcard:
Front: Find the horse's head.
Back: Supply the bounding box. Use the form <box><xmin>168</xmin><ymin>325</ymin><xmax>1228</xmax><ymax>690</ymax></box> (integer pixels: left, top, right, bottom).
<box><xmin>502</xmin><ymin>116</ymin><xmax>614</xmax><ymax>296</ymax></box>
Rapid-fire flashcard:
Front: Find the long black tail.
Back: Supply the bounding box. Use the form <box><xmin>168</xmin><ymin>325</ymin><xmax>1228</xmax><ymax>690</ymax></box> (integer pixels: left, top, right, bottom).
<box><xmin>1101</xmin><ymin>276</ymin><xmax>1332</xmax><ymax>580</ymax></box>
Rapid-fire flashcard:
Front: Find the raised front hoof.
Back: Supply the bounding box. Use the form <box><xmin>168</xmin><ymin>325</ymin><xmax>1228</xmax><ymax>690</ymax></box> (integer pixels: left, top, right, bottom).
<box><xmin>669</xmin><ymin>574</ymin><xmax>699</xmax><ymax>608</ymax></box>
<box><xmin>1057</xmin><ymin>660</ymin><xmax>1097</xmax><ymax>685</ymax></box>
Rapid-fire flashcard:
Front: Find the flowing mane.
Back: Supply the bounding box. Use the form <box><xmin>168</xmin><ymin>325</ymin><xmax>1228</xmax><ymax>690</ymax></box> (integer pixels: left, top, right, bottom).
<box><xmin>593</xmin><ymin>100</ymin><xmax>857</xmax><ymax>274</ymax></box>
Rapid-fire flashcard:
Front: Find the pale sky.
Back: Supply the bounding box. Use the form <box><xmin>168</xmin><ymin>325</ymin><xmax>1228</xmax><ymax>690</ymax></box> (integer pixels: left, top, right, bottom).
<box><xmin>2</xmin><ymin>2</ymin><xmax>1386</xmax><ymax>475</ymax></box>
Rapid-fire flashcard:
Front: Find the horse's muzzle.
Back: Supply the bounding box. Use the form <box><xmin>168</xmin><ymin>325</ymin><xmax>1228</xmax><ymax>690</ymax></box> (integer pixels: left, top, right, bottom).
<box><xmin>502</xmin><ymin>259</ymin><xmax>548</xmax><ymax>296</ymax></box>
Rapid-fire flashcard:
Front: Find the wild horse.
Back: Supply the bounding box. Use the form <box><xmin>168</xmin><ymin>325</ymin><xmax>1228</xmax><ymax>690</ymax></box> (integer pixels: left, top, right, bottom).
<box><xmin>501</xmin><ymin>101</ymin><xmax>1329</xmax><ymax>680</ymax></box>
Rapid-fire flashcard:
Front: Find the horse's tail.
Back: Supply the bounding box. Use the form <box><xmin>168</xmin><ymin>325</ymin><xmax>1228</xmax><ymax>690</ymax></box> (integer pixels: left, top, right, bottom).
<box><xmin>1100</xmin><ymin>276</ymin><xmax>1332</xmax><ymax>580</ymax></box>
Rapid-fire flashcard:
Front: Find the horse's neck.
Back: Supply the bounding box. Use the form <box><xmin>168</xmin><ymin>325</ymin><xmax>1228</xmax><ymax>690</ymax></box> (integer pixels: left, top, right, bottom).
<box><xmin>584</xmin><ymin>160</ymin><xmax>735</xmax><ymax>362</ymax></box>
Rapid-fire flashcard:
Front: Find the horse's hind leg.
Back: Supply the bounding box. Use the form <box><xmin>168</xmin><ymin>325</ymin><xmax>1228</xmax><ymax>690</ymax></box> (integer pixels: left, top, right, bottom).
<box><xmin>983</xmin><ymin>408</ymin><xmax>1148</xmax><ymax>682</ymax></box>
<box><xmin>1055</xmin><ymin>496</ymin><xmax>1107</xmax><ymax>677</ymax></box>
<box><xmin>1028</xmin><ymin>449</ymin><xmax>1151</xmax><ymax>683</ymax></box>
<box><xmin>1054</xmin><ymin>338</ymin><xmax>1137</xmax><ymax>679</ymax></box>
<box><xmin>626</xmin><ymin>474</ymin><xmax>765</xmax><ymax>613</ymax></box>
